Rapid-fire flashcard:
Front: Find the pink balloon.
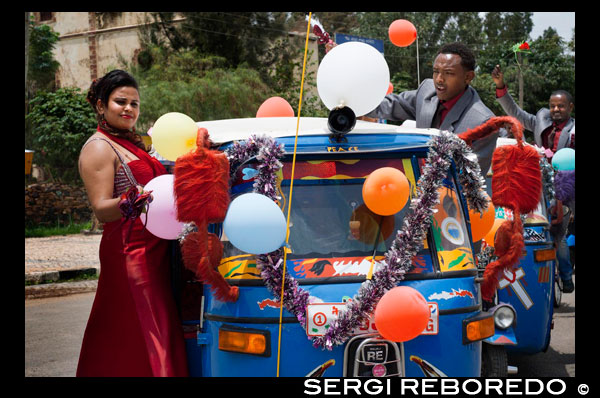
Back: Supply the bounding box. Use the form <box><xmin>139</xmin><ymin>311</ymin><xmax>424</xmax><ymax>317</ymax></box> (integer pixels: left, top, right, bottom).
<box><xmin>256</xmin><ymin>96</ymin><xmax>294</xmax><ymax>117</ymax></box>
<box><xmin>139</xmin><ymin>174</ymin><xmax>184</xmax><ymax>240</ymax></box>
<box><xmin>147</xmin><ymin>127</ymin><xmax>153</xmax><ymax>137</ymax></box>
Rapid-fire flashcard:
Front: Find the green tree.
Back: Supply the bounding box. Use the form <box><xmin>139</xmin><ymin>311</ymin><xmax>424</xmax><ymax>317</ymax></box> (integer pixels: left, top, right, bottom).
<box><xmin>129</xmin><ymin>46</ymin><xmax>275</xmax><ymax>130</ymax></box>
<box><xmin>27</xmin><ymin>18</ymin><xmax>60</xmax><ymax>97</ymax></box>
<box><xmin>26</xmin><ymin>88</ymin><xmax>97</xmax><ymax>184</ymax></box>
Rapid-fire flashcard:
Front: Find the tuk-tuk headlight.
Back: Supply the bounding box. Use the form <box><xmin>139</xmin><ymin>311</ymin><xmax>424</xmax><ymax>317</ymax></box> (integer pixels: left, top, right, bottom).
<box><xmin>492</xmin><ymin>305</ymin><xmax>516</xmax><ymax>329</ymax></box>
<box><xmin>218</xmin><ymin>325</ymin><xmax>270</xmax><ymax>357</ymax></box>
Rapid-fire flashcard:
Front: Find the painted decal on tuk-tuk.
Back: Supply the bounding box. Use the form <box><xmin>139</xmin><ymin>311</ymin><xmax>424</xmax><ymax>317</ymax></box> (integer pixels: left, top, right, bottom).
<box><xmin>437</xmin><ymin>247</ymin><xmax>475</xmax><ymax>271</ymax></box>
<box><xmin>523</xmin><ymin>228</ymin><xmax>545</xmax><ymax>242</ymax></box>
<box><xmin>258</xmin><ymin>298</ymin><xmax>281</xmax><ymax>310</ymax></box>
<box><xmin>537</xmin><ymin>265</ymin><xmax>550</xmax><ymax>283</ymax></box>
<box><xmin>499</xmin><ymin>267</ymin><xmax>533</xmax><ymax>310</ymax></box>
<box><xmin>327</xmin><ymin>146</ymin><xmax>359</xmax><ymax>152</ymax></box>
<box><xmin>305</xmin><ymin>359</ymin><xmax>336</xmax><ymax>377</ymax></box>
<box><xmin>495</xmin><ymin>207</ymin><xmax>514</xmax><ymax>220</ymax></box>
<box><xmin>291</xmin><ymin>255</ymin><xmax>429</xmax><ymax>278</ymax></box>
<box><xmin>218</xmin><ymin>255</ymin><xmax>261</xmax><ymax>280</ymax></box>
<box><xmin>486</xmin><ymin>334</ymin><xmax>517</xmax><ymax>345</ymax></box>
<box><xmin>409</xmin><ymin>355</ymin><xmax>448</xmax><ymax>377</ymax></box>
<box><xmin>427</xmin><ymin>288</ymin><xmax>474</xmax><ymax>301</ymax></box>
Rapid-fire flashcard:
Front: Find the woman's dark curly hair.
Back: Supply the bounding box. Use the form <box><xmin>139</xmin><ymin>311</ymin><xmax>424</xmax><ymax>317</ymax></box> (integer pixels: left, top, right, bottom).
<box><xmin>87</xmin><ymin>69</ymin><xmax>147</xmax><ymax>151</ymax></box>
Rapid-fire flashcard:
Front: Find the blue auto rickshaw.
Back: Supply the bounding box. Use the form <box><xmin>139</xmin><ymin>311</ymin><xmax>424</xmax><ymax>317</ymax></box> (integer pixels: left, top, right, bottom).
<box><xmin>174</xmin><ymin>116</ymin><xmax>505</xmax><ymax>377</ymax></box>
<box><xmin>478</xmin><ymin>137</ymin><xmax>559</xmax><ymax>376</ymax></box>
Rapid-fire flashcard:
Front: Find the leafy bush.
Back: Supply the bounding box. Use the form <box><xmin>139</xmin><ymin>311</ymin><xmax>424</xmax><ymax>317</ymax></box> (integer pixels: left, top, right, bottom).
<box><xmin>26</xmin><ymin>88</ymin><xmax>97</xmax><ymax>184</ymax></box>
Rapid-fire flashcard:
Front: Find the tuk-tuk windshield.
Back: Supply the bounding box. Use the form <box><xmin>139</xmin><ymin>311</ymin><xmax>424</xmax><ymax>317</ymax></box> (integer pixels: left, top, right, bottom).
<box><xmin>281</xmin><ymin>158</ymin><xmax>416</xmax><ymax>258</ymax></box>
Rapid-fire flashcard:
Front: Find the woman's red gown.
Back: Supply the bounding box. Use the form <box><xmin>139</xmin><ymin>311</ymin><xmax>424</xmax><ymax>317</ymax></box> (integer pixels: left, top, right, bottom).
<box><xmin>77</xmin><ymin>135</ymin><xmax>188</xmax><ymax>377</ymax></box>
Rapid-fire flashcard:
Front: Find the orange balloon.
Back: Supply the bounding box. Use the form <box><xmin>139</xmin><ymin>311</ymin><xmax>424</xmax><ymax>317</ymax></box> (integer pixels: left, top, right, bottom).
<box><xmin>468</xmin><ymin>193</ymin><xmax>496</xmax><ymax>242</ymax></box>
<box><xmin>374</xmin><ymin>286</ymin><xmax>430</xmax><ymax>342</ymax></box>
<box><xmin>483</xmin><ymin>218</ymin><xmax>506</xmax><ymax>248</ymax></box>
<box><xmin>363</xmin><ymin>167</ymin><xmax>410</xmax><ymax>216</ymax></box>
<box><xmin>388</xmin><ymin>19</ymin><xmax>417</xmax><ymax>47</ymax></box>
<box><xmin>256</xmin><ymin>96</ymin><xmax>294</xmax><ymax>118</ymax></box>
<box><xmin>386</xmin><ymin>82</ymin><xmax>394</xmax><ymax>95</ymax></box>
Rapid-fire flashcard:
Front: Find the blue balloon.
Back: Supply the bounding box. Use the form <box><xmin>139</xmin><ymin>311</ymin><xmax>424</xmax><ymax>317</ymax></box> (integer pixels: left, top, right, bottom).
<box><xmin>552</xmin><ymin>148</ymin><xmax>575</xmax><ymax>171</ymax></box>
<box><xmin>567</xmin><ymin>234</ymin><xmax>575</xmax><ymax>247</ymax></box>
<box><xmin>223</xmin><ymin>193</ymin><xmax>287</xmax><ymax>254</ymax></box>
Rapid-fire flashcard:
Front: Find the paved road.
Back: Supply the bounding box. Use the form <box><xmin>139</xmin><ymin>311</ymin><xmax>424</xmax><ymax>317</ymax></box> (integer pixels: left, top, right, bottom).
<box><xmin>508</xmin><ymin>280</ymin><xmax>575</xmax><ymax>377</ymax></box>
<box><xmin>24</xmin><ymin>283</ymin><xmax>575</xmax><ymax>377</ymax></box>
<box><xmin>25</xmin><ymin>292</ymin><xmax>95</xmax><ymax>377</ymax></box>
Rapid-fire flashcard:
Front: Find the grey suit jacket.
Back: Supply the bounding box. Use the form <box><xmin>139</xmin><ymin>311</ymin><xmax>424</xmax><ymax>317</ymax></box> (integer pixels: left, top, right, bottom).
<box><xmin>496</xmin><ymin>90</ymin><xmax>575</xmax><ymax>150</ymax></box>
<box><xmin>365</xmin><ymin>78</ymin><xmax>500</xmax><ymax>176</ymax></box>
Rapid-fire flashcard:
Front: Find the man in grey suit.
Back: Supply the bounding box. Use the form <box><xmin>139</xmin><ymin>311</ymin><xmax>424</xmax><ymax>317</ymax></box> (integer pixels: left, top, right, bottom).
<box><xmin>491</xmin><ymin>64</ymin><xmax>575</xmax><ymax>158</ymax></box>
<box><xmin>492</xmin><ymin>64</ymin><xmax>575</xmax><ymax>293</ymax></box>
<box><xmin>365</xmin><ymin>42</ymin><xmax>501</xmax><ymax>176</ymax></box>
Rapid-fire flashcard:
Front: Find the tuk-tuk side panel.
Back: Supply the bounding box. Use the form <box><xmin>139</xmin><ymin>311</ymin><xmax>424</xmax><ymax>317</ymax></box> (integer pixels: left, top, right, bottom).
<box><xmin>496</xmin><ymin>237</ymin><xmax>555</xmax><ymax>354</ymax></box>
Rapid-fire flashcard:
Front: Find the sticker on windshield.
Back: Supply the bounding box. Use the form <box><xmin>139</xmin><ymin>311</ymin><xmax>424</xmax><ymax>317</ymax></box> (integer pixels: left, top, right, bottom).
<box><xmin>440</xmin><ymin>217</ymin><xmax>464</xmax><ymax>245</ymax></box>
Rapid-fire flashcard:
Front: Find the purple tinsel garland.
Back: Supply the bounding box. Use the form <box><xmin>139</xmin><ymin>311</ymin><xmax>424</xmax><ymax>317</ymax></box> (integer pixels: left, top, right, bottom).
<box><xmin>554</xmin><ymin>170</ymin><xmax>575</xmax><ymax>204</ymax></box>
<box><xmin>225</xmin><ymin>135</ymin><xmax>285</xmax><ymax>202</ymax></box>
<box><xmin>226</xmin><ymin>132</ymin><xmax>488</xmax><ymax>350</ymax></box>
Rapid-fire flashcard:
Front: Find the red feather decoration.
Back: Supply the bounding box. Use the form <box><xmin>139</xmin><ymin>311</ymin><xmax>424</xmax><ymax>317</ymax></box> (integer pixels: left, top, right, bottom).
<box><xmin>174</xmin><ymin>128</ymin><xmax>238</xmax><ymax>302</ymax></box>
<box><xmin>459</xmin><ymin>116</ymin><xmax>542</xmax><ymax>301</ymax></box>
<box><xmin>180</xmin><ymin>230</ymin><xmax>239</xmax><ymax>302</ymax></box>
<box><xmin>174</xmin><ymin>128</ymin><xmax>230</xmax><ymax>224</ymax></box>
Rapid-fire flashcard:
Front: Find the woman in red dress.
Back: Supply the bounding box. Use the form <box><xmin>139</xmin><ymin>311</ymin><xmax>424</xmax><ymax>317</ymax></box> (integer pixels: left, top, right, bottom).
<box><xmin>77</xmin><ymin>70</ymin><xmax>188</xmax><ymax>376</ymax></box>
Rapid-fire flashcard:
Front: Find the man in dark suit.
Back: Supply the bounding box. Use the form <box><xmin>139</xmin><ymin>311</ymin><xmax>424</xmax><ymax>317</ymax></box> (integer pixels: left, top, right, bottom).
<box><xmin>365</xmin><ymin>42</ymin><xmax>501</xmax><ymax>176</ymax></box>
<box><xmin>491</xmin><ymin>64</ymin><xmax>575</xmax><ymax>159</ymax></box>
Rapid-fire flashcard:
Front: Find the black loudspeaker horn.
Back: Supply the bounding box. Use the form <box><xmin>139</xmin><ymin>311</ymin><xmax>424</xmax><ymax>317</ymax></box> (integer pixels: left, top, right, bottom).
<box><xmin>327</xmin><ymin>105</ymin><xmax>356</xmax><ymax>141</ymax></box>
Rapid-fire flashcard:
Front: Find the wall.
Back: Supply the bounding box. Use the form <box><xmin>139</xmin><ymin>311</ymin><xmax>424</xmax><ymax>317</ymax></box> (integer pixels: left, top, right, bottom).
<box><xmin>25</xmin><ymin>183</ymin><xmax>92</xmax><ymax>226</ymax></box>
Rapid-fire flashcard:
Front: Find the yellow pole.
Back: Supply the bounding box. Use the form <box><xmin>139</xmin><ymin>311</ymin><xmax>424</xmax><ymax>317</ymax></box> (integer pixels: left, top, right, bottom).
<box><xmin>276</xmin><ymin>12</ymin><xmax>312</xmax><ymax>377</ymax></box>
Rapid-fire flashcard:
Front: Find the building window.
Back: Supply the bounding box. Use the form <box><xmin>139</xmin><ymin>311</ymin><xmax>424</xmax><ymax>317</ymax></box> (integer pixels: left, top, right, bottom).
<box><xmin>39</xmin><ymin>12</ymin><xmax>53</xmax><ymax>22</ymax></box>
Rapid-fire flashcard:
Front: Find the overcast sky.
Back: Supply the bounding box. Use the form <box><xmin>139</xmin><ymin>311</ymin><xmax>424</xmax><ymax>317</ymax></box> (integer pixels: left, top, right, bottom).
<box><xmin>530</xmin><ymin>12</ymin><xmax>575</xmax><ymax>41</ymax></box>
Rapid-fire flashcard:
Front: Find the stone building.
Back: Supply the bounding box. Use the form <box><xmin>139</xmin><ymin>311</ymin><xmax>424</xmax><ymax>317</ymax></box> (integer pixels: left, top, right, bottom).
<box><xmin>30</xmin><ymin>12</ymin><xmax>319</xmax><ymax>96</ymax></box>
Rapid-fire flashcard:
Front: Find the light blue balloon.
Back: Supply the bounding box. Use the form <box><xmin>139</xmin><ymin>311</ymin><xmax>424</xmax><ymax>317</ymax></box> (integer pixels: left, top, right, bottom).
<box><xmin>552</xmin><ymin>148</ymin><xmax>575</xmax><ymax>171</ymax></box>
<box><xmin>567</xmin><ymin>234</ymin><xmax>575</xmax><ymax>247</ymax></box>
<box><xmin>223</xmin><ymin>193</ymin><xmax>287</xmax><ymax>254</ymax></box>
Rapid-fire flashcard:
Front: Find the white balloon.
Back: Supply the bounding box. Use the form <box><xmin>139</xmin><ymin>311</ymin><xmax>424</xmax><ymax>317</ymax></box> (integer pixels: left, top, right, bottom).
<box><xmin>317</xmin><ymin>41</ymin><xmax>390</xmax><ymax>116</ymax></box>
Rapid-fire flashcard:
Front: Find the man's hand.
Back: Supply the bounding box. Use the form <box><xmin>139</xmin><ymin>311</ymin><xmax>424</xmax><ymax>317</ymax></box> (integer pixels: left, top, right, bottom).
<box><xmin>491</xmin><ymin>65</ymin><xmax>505</xmax><ymax>89</ymax></box>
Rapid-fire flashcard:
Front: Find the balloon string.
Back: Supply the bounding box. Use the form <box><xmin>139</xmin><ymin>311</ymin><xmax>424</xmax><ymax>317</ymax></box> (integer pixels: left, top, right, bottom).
<box><xmin>366</xmin><ymin>216</ymin><xmax>383</xmax><ymax>280</ymax></box>
<box><xmin>276</xmin><ymin>11</ymin><xmax>312</xmax><ymax>377</ymax></box>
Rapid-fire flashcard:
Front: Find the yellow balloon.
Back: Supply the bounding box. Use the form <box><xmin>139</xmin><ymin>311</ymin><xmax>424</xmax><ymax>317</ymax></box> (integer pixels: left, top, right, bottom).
<box><xmin>151</xmin><ymin>112</ymin><xmax>198</xmax><ymax>161</ymax></box>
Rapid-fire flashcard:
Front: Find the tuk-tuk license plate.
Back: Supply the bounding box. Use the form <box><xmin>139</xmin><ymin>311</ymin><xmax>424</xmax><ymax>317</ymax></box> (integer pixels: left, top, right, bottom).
<box><xmin>306</xmin><ymin>302</ymin><xmax>439</xmax><ymax>337</ymax></box>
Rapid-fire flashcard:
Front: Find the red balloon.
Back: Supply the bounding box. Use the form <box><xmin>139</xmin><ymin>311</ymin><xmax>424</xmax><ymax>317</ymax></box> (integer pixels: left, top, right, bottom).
<box><xmin>388</xmin><ymin>19</ymin><xmax>417</xmax><ymax>47</ymax></box>
<box><xmin>374</xmin><ymin>286</ymin><xmax>430</xmax><ymax>342</ymax></box>
<box><xmin>256</xmin><ymin>96</ymin><xmax>294</xmax><ymax>118</ymax></box>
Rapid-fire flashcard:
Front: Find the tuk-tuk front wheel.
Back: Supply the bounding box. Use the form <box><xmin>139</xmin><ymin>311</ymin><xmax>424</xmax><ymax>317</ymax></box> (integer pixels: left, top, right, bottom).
<box><xmin>554</xmin><ymin>263</ymin><xmax>563</xmax><ymax>308</ymax></box>
<box><xmin>481</xmin><ymin>344</ymin><xmax>507</xmax><ymax>377</ymax></box>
